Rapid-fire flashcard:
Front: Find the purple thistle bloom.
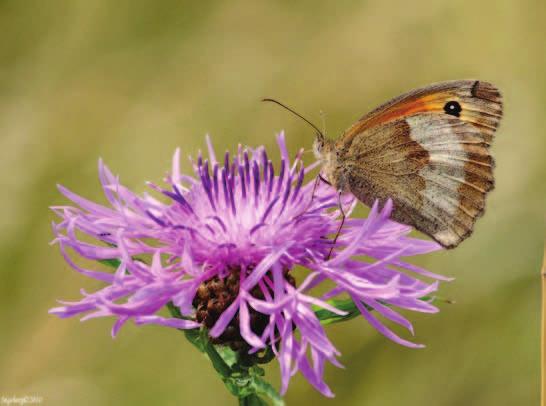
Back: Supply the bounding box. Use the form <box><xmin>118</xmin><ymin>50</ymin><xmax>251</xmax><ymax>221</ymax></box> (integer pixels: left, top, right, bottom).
<box><xmin>50</xmin><ymin>133</ymin><xmax>450</xmax><ymax>397</ymax></box>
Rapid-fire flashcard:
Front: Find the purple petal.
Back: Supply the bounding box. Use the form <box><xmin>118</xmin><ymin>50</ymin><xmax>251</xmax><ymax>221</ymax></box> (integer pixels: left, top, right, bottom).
<box><xmin>135</xmin><ymin>315</ymin><xmax>200</xmax><ymax>329</ymax></box>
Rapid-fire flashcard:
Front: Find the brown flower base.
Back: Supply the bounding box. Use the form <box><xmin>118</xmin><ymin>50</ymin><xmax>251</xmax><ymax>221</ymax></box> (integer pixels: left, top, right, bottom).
<box><xmin>192</xmin><ymin>266</ymin><xmax>295</xmax><ymax>351</ymax></box>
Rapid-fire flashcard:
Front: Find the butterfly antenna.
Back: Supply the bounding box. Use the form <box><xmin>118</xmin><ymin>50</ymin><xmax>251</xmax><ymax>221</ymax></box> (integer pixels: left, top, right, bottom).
<box><xmin>262</xmin><ymin>98</ymin><xmax>325</xmax><ymax>140</ymax></box>
<box><xmin>319</xmin><ymin>109</ymin><xmax>327</xmax><ymax>136</ymax></box>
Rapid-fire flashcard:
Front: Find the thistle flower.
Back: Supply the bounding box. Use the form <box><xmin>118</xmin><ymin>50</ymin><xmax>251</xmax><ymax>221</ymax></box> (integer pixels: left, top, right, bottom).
<box><xmin>50</xmin><ymin>133</ymin><xmax>449</xmax><ymax>397</ymax></box>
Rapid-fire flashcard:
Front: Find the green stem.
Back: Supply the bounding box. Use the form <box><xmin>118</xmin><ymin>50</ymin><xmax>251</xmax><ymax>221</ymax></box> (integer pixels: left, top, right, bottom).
<box><xmin>201</xmin><ymin>329</ymin><xmax>233</xmax><ymax>378</ymax></box>
<box><xmin>166</xmin><ymin>302</ymin><xmax>232</xmax><ymax>374</ymax></box>
<box><xmin>166</xmin><ymin>302</ymin><xmax>273</xmax><ymax>404</ymax></box>
<box><xmin>239</xmin><ymin>394</ymin><xmax>263</xmax><ymax>406</ymax></box>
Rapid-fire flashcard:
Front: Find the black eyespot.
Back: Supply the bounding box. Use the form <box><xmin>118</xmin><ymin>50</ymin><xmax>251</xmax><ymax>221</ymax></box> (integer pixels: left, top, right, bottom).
<box><xmin>443</xmin><ymin>101</ymin><xmax>462</xmax><ymax>117</ymax></box>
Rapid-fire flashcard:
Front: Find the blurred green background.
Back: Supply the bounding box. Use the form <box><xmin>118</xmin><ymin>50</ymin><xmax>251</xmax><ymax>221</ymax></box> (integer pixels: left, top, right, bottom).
<box><xmin>1</xmin><ymin>1</ymin><xmax>544</xmax><ymax>405</ymax></box>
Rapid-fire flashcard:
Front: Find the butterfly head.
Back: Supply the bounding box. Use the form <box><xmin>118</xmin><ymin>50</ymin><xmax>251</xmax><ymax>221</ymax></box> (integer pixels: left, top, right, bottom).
<box><xmin>312</xmin><ymin>133</ymin><xmax>336</xmax><ymax>162</ymax></box>
<box><xmin>313</xmin><ymin>134</ymin><xmax>342</xmax><ymax>188</ymax></box>
<box><xmin>312</xmin><ymin>133</ymin><xmax>326</xmax><ymax>159</ymax></box>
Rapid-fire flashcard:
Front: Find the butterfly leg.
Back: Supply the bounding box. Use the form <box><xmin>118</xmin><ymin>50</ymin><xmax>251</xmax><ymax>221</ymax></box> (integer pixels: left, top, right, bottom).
<box><xmin>296</xmin><ymin>173</ymin><xmax>330</xmax><ymax>218</ymax></box>
<box><xmin>307</xmin><ymin>174</ymin><xmax>321</xmax><ymax>210</ymax></box>
<box><xmin>327</xmin><ymin>191</ymin><xmax>346</xmax><ymax>260</ymax></box>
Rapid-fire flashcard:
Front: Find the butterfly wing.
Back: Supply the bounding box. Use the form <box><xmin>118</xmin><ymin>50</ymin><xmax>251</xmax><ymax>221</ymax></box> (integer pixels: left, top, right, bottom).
<box><xmin>337</xmin><ymin>80</ymin><xmax>502</xmax><ymax>248</ymax></box>
<box><xmin>338</xmin><ymin>80</ymin><xmax>502</xmax><ymax>148</ymax></box>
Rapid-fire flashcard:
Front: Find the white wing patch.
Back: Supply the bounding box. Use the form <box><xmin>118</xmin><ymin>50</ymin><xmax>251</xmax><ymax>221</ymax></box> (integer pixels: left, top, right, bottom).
<box><xmin>405</xmin><ymin>114</ymin><xmax>493</xmax><ymax>247</ymax></box>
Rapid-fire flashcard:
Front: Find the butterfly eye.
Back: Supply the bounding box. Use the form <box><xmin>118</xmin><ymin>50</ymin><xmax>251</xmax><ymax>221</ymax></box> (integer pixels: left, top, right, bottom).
<box><xmin>443</xmin><ymin>101</ymin><xmax>462</xmax><ymax>117</ymax></box>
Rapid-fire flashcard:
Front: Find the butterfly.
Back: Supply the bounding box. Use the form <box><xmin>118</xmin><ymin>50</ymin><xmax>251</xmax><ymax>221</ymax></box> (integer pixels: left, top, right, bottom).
<box><xmin>265</xmin><ymin>80</ymin><xmax>503</xmax><ymax>249</ymax></box>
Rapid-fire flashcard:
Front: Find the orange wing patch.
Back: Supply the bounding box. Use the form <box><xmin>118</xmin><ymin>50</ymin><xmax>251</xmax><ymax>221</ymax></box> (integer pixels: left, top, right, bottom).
<box><xmin>361</xmin><ymin>95</ymin><xmax>440</xmax><ymax>128</ymax></box>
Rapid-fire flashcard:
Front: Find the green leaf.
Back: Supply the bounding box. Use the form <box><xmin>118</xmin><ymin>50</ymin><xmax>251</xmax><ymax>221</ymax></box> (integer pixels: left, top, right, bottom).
<box><xmin>215</xmin><ymin>344</ymin><xmax>238</xmax><ymax>368</ymax></box>
<box><xmin>313</xmin><ymin>295</ymin><xmax>454</xmax><ymax>325</ymax></box>
<box><xmin>421</xmin><ymin>295</ymin><xmax>455</xmax><ymax>305</ymax></box>
<box><xmin>99</xmin><ymin>258</ymin><xmax>121</xmax><ymax>268</ymax></box>
<box><xmin>250</xmin><ymin>376</ymin><xmax>284</xmax><ymax>406</ymax></box>
<box><xmin>312</xmin><ymin>298</ymin><xmax>361</xmax><ymax>325</ymax></box>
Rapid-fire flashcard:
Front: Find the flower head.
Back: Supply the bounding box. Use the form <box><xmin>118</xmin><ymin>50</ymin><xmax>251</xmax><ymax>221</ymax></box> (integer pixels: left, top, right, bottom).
<box><xmin>50</xmin><ymin>133</ymin><xmax>449</xmax><ymax>396</ymax></box>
